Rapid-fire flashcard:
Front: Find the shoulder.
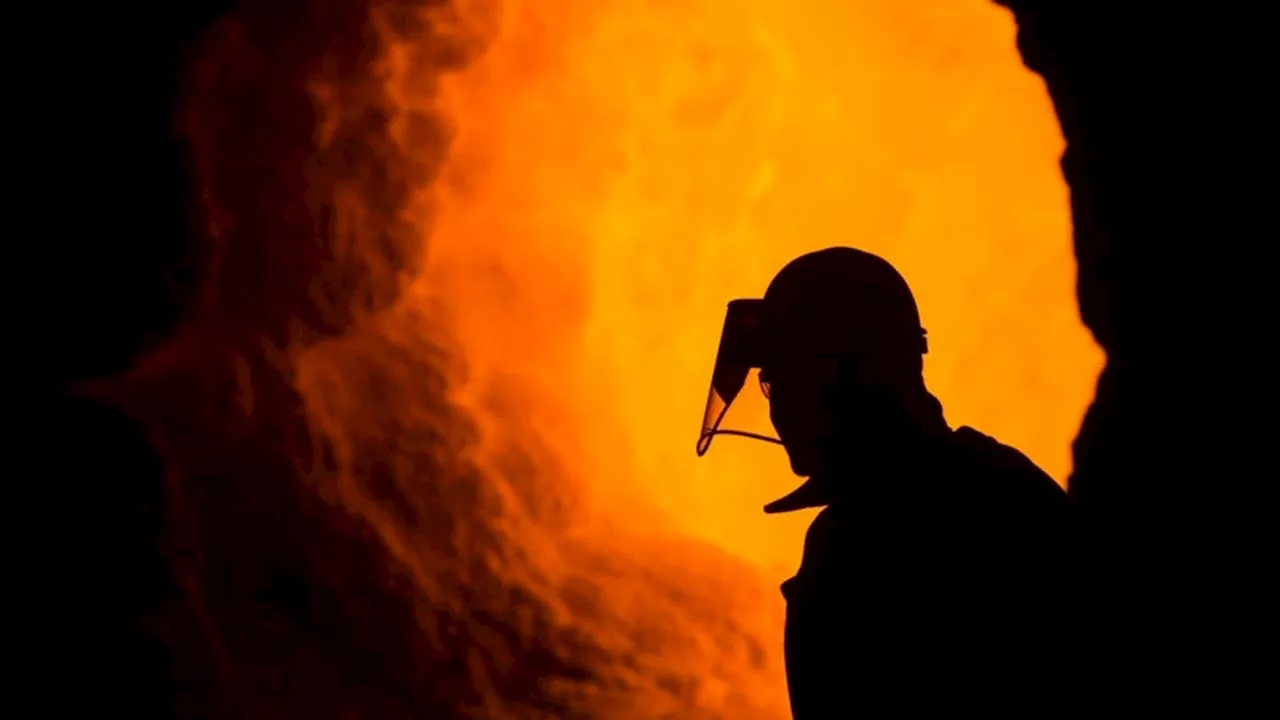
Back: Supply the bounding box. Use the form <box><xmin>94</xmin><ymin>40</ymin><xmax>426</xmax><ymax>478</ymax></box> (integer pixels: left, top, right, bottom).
<box><xmin>952</xmin><ymin>426</ymin><xmax>1046</xmax><ymax>476</ymax></box>
<box><xmin>952</xmin><ymin>427</ymin><xmax>1056</xmax><ymax>484</ymax></box>
<box><xmin>951</xmin><ymin>426</ymin><xmax>1070</xmax><ymax>514</ymax></box>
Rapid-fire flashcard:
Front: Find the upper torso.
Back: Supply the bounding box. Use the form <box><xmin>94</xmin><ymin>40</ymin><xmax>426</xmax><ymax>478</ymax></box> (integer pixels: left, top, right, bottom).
<box><xmin>780</xmin><ymin>426</ymin><xmax>1077</xmax><ymax>714</ymax></box>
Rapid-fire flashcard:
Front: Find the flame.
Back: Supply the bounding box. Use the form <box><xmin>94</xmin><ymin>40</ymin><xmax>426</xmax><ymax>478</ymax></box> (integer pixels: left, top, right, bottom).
<box><xmin>413</xmin><ymin>0</ymin><xmax>1100</xmax><ymax>589</ymax></box>
<box><xmin>155</xmin><ymin>0</ymin><xmax>1101</xmax><ymax>715</ymax></box>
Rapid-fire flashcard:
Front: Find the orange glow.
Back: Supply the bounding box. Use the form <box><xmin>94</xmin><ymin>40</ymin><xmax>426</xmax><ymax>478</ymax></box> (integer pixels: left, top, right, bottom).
<box><xmin>377</xmin><ymin>0</ymin><xmax>1100</xmax><ymax>712</ymax></box>
<box><xmin>412</xmin><ymin>0</ymin><xmax>1101</xmax><ymax>563</ymax></box>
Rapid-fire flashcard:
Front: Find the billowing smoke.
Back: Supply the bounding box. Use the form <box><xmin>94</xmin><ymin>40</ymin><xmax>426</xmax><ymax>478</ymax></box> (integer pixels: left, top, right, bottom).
<box><xmin>105</xmin><ymin>0</ymin><xmax>787</xmax><ymax>716</ymax></box>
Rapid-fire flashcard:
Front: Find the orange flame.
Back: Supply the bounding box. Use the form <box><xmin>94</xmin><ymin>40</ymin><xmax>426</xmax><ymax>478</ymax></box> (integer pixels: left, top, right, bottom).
<box><xmin>211</xmin><ymin>0</ymin><xmax>1105</xmax><ymax>715</ymax></box>
<box><xmin>412</xmin><ymin>0</ymin><xmax>1099</xmax><ymax>594</ymax></box>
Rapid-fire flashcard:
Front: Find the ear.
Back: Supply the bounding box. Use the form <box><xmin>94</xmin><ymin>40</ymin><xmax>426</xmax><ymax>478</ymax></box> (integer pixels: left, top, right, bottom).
<box><xmin>920</xmin><ymin>329</ymin><xmax>929</xmax><ymax>355</ymax></box>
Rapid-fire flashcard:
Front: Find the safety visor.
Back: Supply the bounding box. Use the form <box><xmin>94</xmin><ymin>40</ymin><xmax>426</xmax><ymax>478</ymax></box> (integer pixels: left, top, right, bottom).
<box><xmin>697</xmin><ymin>299</ymin><xmax>784</xmax><ymax>456</ymax></box>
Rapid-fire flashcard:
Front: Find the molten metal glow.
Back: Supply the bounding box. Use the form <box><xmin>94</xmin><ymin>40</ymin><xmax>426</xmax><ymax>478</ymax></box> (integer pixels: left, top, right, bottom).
<box><xmin>415</xmin><ymin>0</ymin><xmax>1100</xmax><ymax>567</ymax></box>
<box><xmin>384</xmin><ymin>0</ymin><xmax>1101</xmax><ymax>712</ymax></box>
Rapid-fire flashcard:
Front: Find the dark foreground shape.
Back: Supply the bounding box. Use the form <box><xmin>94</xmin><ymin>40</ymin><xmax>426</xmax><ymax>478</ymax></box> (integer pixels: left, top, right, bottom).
<box><xmin>998</xmin><ymin>4</ymin><xmax>1278</xmax><ymax>712</ymax></box>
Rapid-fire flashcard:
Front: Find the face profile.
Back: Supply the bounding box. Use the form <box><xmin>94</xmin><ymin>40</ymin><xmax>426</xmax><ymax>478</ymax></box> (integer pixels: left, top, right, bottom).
<box><xmin>761</xmin><ymin>356</ymin><xmax>839</xmax><ymax>478</ymax></box>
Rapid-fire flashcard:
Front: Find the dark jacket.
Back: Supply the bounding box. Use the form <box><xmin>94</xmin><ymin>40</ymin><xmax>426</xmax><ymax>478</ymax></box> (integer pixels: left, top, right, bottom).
<box><xmin>781</xmin><ymin>426</ymin><xmax>1077</xmax><ymax>716</ymax></box>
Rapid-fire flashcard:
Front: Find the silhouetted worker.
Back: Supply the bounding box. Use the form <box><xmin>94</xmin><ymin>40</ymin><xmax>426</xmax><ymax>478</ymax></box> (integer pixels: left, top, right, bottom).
<box><xmin>697</xmin><ymin>247</ymin><xmax>1077</xmax><ymax>715</ymax></box>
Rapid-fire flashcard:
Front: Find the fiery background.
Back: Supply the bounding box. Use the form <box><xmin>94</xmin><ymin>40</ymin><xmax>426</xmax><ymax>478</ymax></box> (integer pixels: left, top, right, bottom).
<box><xmin>128</xmin><ymin>0</ymin><xmax>1102</xmax><ymax>715</ymax></box>
<box><xmin>416</xmin><ymin>0</ymin><xmax>1104</xmax><ymax>575</ymax></box>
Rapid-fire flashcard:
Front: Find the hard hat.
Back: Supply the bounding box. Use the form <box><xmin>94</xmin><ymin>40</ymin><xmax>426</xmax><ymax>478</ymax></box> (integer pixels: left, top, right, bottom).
<box><xmin>696</xmin><ymin>247</ymin><xmax>927</xmax><ymax>457</ymax></box>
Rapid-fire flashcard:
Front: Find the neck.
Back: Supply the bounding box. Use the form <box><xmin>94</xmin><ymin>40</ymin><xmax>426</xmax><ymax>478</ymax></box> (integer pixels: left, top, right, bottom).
<box><xmin>817</xmin><ymin>384</ymin><xmax>950</xmax><ymax>496</ymax></box>
<box><xmin>845</xmin><ymin>381</ymin><xmax>950</xmax><ymax>441</ymax></box>
<box><xmin>894</xmin><ymin>383</ymin><xmax>950</xmax><ymax>437</ymax></box>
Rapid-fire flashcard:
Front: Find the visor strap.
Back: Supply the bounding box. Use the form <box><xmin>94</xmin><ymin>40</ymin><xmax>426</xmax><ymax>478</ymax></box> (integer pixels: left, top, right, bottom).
<box><xmin>703</xmin><ymin>428</ymin><xmax>784</xmax><ymax>445</ymax></box>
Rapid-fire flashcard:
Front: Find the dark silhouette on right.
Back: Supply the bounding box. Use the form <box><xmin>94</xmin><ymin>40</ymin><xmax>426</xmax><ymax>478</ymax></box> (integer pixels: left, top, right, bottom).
<box><xmin>699</xmin><ymin>247</ymin><xmax>1077</xmax><ymax>714</ymax></box>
